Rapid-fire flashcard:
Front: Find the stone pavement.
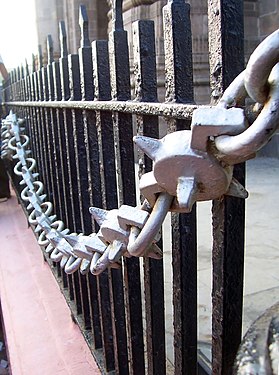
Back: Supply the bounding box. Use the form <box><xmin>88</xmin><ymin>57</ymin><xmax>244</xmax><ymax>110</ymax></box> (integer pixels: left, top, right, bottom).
<box><xmin>163</xmin><ymin>156</ymin><xmax>279</xmax><ymax>366</ymax></box>
<box><xmin>0</xmin><ymin>157</ymin><xmax>278</xmax><ymax>372</ymax></box>
<box><xmin>0</xmin><ymin>194</ymin><xmax>101</xmax><ymax>375</ymax></box>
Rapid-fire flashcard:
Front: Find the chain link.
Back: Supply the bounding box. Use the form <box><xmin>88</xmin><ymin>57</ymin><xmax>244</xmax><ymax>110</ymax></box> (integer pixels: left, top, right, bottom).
<box><xmin>1</xmin><ymin>112</ymin><xmax>161</xmax><ymax>275</ymax></box>
<box><xmin>214</xmin><ymin>29</ymin><xmax>279</xmax><ymax>164</ymax></box>
<box><xmin>2</xmin><ymin>29</ymin><xmax>279</xmax><ymax>276</ymax></box>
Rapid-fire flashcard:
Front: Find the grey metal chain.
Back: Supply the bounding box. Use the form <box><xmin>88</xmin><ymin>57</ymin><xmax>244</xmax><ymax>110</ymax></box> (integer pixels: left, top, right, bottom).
<box><xmin>1</xmin><ymin>112</ymin><xmax>162</xmax><ymax>275</ymax></box>
<box><xmin>2</xmin><ymin>28</ymin><xmax>279</xmax><ymax>276</ymax></box>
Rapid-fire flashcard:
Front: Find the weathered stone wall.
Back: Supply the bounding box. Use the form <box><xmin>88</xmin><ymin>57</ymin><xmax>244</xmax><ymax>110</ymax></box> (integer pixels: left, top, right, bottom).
<box><xmin>258</xmin><ymin>0</ymin><xmax>279</xmax><ymax>38</ymax></box>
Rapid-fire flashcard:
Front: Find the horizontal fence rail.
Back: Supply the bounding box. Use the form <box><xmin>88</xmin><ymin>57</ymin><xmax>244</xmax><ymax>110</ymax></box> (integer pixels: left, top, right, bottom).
<box><xmin>1</xmin><ymin>1</ymin><xmax>247</xmax><ymax>374</ymax></box>
<box><xmin>4</xmin><ymin>100</ymin><xmax>202</xmax><ymax>119</ymax></box>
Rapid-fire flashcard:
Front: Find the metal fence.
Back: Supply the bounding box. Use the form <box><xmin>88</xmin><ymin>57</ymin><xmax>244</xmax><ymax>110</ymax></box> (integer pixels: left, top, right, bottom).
<box><xmin>2</xmin><ymin>0</ymin><xmax>245</xmax><ymax>374</ymax></box>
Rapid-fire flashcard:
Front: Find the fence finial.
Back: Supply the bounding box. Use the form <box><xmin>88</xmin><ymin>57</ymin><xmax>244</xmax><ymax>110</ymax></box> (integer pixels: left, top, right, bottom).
<box><xmin>38</xmin><ymin>45</ymin><xmax>43</xmax><ymax>69</ymax></box>
<box><xmin>17</xmin><ymin>66</ymin><xmax>21</xmax><ymax>81</ymax></box>
<box><xmin>20</xmin><ymin>64</ymin><xmax>25</xmax><ymax>79</ymax></box>
<box><xmin>79</xmin><ymin>5</ymin><xmax>90</xmax><ymax>48</ymax></box>
<box><xmin>47</xmin><ymin>35</ymin><xmax>54</xmax><ymax>64</ymax></box>
<box><xmin>32</xmin><ymin>54</ymin><xmax>36</xmax><ymax>73</ymax></box>
<box><xmin>59</xmin><ymin>21</ymin><xmax>68</xmax><ymax>58</ymax></box>
<box><xmin>112</xmin><ymin>0</ymin><xmax>124</xmax><ymax>31</ymax></box>
<box><xmin>25</xmin><ymin>59</ymin><xmax>29</xmax><ymax>76</ymax></box>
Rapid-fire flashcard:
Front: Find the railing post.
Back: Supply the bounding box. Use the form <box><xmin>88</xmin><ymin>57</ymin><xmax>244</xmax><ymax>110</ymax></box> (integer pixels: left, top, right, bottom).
<box><xmin>133</xmin><ymin>19</ymin><xmax>167</xmax><ymax>375</ymax></box>
<box><xmin>109</xmin><ymin>1</ymin><xmax>145</xmax><ymax>374</ymax></box>
<box><xmin>92</xmin><ymin>34</ymin><xmax>130</xmax><ymax>374</ymax></box>
<box><xmin>59</xmin><ymin>21</ymin><xmax>75</xmax><ymax>232</ymax></box>
<box><xmin>34</xmin><ymin>46</ymin><xmax>47</xmax><ymax>186</ymax></box>
<box><xmin>163</xmin><ymin>1</ymin><xmax>197</xmax><ymax>374</ymax></box>
<box><xmin>52</xmin><ymin>32</ymin><xmax>68</xmax><ymax>289</ymax></box>
<box><xmin>207</xmin><ymin>1</ymin><xmax>245</xmax><ymax>374</ymax></box>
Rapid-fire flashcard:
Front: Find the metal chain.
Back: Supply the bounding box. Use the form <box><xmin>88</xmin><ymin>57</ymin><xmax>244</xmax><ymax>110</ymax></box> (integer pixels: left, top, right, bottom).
<box><xmin>215</xmin><ymin>29</ymin><xmax>279</xmax><ymax>164</ymax></box>
<box><xmin>2</xmin><ymin>29</ymin><xmax>279</xmax><ymax>276</ymax></box>
<box><xmin>1</xmin><ymin>112</ymin><xmax>162</xmax><ymax>276</ymax></box>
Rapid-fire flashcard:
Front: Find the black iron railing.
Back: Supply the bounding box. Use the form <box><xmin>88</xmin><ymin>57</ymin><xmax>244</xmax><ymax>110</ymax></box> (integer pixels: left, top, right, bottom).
<box><xmin>2</xmin><ymin>1</ymin><xmax>245</xmax><ymax>374</ymax></box>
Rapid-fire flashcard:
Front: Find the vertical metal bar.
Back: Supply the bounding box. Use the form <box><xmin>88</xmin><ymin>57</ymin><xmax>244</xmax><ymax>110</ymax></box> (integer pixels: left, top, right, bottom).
<box><xmin>133</xmin><ymin>19</ymin><xmax>166</xmax><ymax>375</ymax></box>
<box><xmin>33</xmin><ymin>51</ymin><xmax>45</xmax><ymax>180</ymax></box>
<box><xmin>87</xmin><ymin>273</ymin><xmax>102</xmax><ymax>349</ymax></box>
<box><xmin>52</xmin><ymin>58</ymin><xmax>68</xmax><ymax>289</ymax></box>
<box><xmin>29</xmin><ymin>56</ymin><xmax>39</xmax><ymax>164</ymax></box>
<box><xmin>163</xmin><ymin>1</ymin><xmax>197</xmax><ymax>374</ymax></box>
<box><xmin>21</xmin><ymin>64</ymin><xmax>28</xmax><ymax>126</ymax></box>
<box><xmin>68</xmin><ymin>54</ymin><xmax>83</xmax><ymax>232</ymax></box>
<box><xmin>47</xmin><ymin>37</ymin><xmax>63</xmax><ymax>223</ymax></box>
<box><xmin>24</xmin><ymin>61</ymin><xmax>32</xmax><ymax>148</ymax></box>
<box><xmin>78</xmin><ymin>4</ymin><xmax>104</xmax><ymax>343</ymax></box>
<box><xmin>93</xmin><ymin>38</ymin><xmax>129</xmax><ymax>375</ymax></box>
<box><xmin>45</xmin><ymin>35</ymin><xmax>65</xmax><ymax>280</ymax></box>
<box><xmin>52</xmin><ymin>59</ymin><xmax>67</xmax><ymax>225</ymax></box>
<box><xmin>59</xmin><ymin>21</ymin><xmax>75</xmax><ymax>232</ymax></box>
<box><xmin>20</xmin><ymin>66</ymin><xmax>25</xmax><ymax>119</ymax></box>
<box><xmin>109</xmin><ymin>1</ymin><xmax>145</xmax><ymax>374</ymax></box>
<box><xmin>68</xmin><ymin>14</ymin><xmax>92</xmax><ymax>330</ymax></box>
<box><xmin>39</xmin><ymin>46</ymin><xmax>51</xmax><ymax>194</ymax></box>
<box><xmin>58</xmin><ymin>21</ymin><xmax>76</xmax><ymax>302</ymax></box>
<box><xmin>66</xmin><ymin>52</ymin><xmax>87</xmax><ymax>317</ymax></box>
<box><xmin>207</xmin><ymin>1</ymin><xmax>245</xmax><ymax>374</ymax></box>
<box><xmin>46</xmin><ymin>35</ymin><xmax>59</xmax><ymax>212</ymax></box>
<box><xmin>97</xmin><ymin>271</ymin><xmax>115</xmax><ymax>372</ymax></box>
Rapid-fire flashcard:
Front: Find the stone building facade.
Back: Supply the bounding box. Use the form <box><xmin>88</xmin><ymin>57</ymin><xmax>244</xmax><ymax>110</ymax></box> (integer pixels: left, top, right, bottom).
<box><xmin>35</xmin><ymin>0</ymin><xmax>279</xmax><ymax>104</ymax></box>
<box><xmin>34</xmin><ymin>0</ymin><xmax>109</xmax><ymax>59</ymax></box>
<box><xmin>34</xmin><ymin>0</ymin><xmax>279</xmax><ymax>155</ymax></box>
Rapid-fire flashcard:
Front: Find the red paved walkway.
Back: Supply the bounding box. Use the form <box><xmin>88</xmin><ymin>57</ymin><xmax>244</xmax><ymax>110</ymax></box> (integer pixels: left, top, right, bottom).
<box><xmin>0</xmin><ymin>191</ymin><xmax>101</xmax><ymax>375</ymax></box>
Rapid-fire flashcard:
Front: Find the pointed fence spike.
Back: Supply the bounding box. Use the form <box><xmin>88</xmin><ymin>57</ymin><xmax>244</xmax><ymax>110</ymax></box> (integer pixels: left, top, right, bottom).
<box><xmin>20</xmin><ymin>64</ymin><xmax>25</xmax><ymax>79</ymax></box>
<box><xmin>17</xmin><ymin>66</ymin><xmax>21</xmax><ymax>81</ymax></box>
<box><xmin>79</xmin><ymin>5</ymin><xmax>90</xmax><ymax>48</ymax></box>
<box><xmin>47</xmin><ymin>35</ymin><xmax>54</xmax><ymax>64</ymax></box>
<box><xmin>25</xmin><ymin>59</ymin><xmax>29</xmax><ymax>76</ymax></box>
<box><xmin>32</xmin><ymin>54</ymin><xmax>36</xmax><ymax>72</ymax></box>
<box><xmin>38</xmin><ymin>45</ymin><xmax>43</xmax><ymax>69</ymax></box>
<box><xmin>111</xmin><ymin>0</ymin><xmax>124</xmax><ymax>31</ymax></box>
<box><xmin>59</xmin><ymin>21</ymin><xmax>68</xmax><ymax>58</ymax></box>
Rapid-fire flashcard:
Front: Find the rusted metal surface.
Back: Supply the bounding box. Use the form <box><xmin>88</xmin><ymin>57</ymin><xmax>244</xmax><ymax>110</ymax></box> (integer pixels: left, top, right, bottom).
<box><xmin>133</xmin><ymin>19</ymin><xmax>166</xmax><ymax>373</ymax></box>
<box><xmin>6</xmin><ymin>99</ymin><xmax>201</xmax><ymax>119</ymax></box>
<box><xmin>92</xmin><ymin>38</ymin><xmax>129</xmax><ymax>374</ymax></box>
<box><xmin>109</xmin><ymin>2</ymin><xmax>145</xmax><ymax>374</ymax></box>
<box><xmin>208</xmin><ymin>1</ymin><xmax>245</xmax><ymax>375</ymax></box>
<box><xmin>5</xmin><ymin>1</ymin><xmax>279</xmax><ymax>375</ymax></box>
<box><xmin>163</xmin><ymin>1</ymin><xmax>197</xmax><ymax>374</ymax></box>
